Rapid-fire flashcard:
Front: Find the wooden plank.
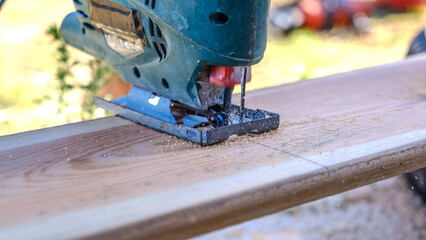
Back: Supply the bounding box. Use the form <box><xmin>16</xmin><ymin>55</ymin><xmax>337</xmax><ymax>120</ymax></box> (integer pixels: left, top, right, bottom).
<box><xmin>0</xmin><ymin>54</ymin><xmax>425</xmax><ymax>240</ymax></box>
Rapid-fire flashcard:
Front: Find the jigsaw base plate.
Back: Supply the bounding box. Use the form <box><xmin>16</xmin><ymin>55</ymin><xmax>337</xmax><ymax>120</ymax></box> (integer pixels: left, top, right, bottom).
<box><xmin>95</xmin><ymin>97</ymin><xmax>280</xmax><ymax>146</ymax></box>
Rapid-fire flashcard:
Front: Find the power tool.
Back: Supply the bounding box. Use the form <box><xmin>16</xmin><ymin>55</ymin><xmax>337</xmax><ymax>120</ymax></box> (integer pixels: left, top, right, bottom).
<box><xmin>60</xmin><ymin>0</ymin><xmax>279</xmax><ymax>145</ymax></box>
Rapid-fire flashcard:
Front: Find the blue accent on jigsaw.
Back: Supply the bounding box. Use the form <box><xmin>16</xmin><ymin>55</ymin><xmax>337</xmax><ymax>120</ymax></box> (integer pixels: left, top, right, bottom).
<box><xmin>112</xmin><ymin>86</ymin><xmax>176</xmax><ymax>124</ymax></box>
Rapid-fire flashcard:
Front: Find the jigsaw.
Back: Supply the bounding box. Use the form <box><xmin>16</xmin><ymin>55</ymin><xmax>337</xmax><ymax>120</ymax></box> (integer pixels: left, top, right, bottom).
<box><xmin>61</xmin><ymin>0</ymin><xmax>279</xmax><ymax>145</ymax></box>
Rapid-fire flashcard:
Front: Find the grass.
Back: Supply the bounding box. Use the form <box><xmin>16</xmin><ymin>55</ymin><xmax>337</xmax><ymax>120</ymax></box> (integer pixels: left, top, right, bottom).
<box><xmin>0</xmin><ymin>1</ymin><xmax>425</xmax><ymax>135</ymax></box>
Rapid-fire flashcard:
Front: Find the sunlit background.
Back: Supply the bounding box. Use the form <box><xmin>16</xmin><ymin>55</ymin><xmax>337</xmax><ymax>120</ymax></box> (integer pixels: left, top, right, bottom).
<box><xmin>0</xmin><ymin>0</ymin><xmax>425</xmax><ymax>135</ymax></box>
<box><xmin>1</xmin><ymin>0</ymin><xmax>425</xmax><ymax>239</ymax></box>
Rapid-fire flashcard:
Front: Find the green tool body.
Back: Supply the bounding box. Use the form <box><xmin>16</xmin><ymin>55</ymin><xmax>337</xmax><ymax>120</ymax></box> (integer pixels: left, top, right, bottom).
<box><xmin>61</xmin><ymin>0</ymin><xmax>279</xmax><ymax>145</ymax></box>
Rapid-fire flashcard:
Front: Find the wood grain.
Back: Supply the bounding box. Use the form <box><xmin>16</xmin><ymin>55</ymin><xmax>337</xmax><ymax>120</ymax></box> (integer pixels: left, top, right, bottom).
<box><xmin>0</xmin><ymin>55</ymin><xmax>425</xmax><ymax>240</ymax></box>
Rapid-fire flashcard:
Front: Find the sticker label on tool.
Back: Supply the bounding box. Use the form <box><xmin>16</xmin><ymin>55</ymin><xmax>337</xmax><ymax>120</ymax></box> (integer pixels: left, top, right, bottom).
<box><xmin>88</xmin><ymin>0</ymin><xmax>150</xmax><ymax>56</ymax></box>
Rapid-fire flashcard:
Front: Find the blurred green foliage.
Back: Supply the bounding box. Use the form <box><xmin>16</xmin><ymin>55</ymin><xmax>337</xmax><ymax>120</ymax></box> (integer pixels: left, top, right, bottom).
<box><xmin>46</xmin><ymin>24</ymin><xmax>78</xmax><ymax>114</ymax></box>
<box><xmin>45</xmin><ymin>24</ymin><xmax>113</xmax><ymax>120</ymax></box>
<box><xmin>81</xmin><ymin>58</ymin><xmax>113</xmax><ymax>119</ymax></box>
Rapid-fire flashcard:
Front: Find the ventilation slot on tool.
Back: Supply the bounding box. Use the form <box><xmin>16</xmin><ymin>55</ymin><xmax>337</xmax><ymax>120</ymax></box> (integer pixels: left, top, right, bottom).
<box><xmin>73</xmin><ymin>0</ymin><xmax>83</xmax><ymax>6</ymax></box>
<box><xmin>76</xmin><ymin>10</ymin><xmax>88</xmax><ymax>18</ymax></box>
<box><xmin>148</xmin><ymin>18</ymin><xmax>167</xmax><ymax>61</ymax></box>
<box><xmin>83</xmin><ymin>23</ymin><xmax>95</xmax><ymax>31</ymax></box>
<box><xmin>144</xmin><ymin>0</ymin><xmax>156</xmax><ymax>9</ymax></box>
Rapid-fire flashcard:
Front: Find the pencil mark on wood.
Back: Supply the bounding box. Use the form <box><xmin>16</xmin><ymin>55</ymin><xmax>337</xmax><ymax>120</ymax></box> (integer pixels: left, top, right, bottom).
<box><xmin>250</xmin><ymin>140</ymin><xmax>330</xmax><ymax>170</ymax></box>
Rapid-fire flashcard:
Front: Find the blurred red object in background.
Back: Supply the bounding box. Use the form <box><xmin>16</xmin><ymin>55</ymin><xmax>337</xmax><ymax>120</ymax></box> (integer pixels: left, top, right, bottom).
<box><xmin>270</xmin><ymin>0</ymin><xmax>425</xmax><ymax>33</ymax></box>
